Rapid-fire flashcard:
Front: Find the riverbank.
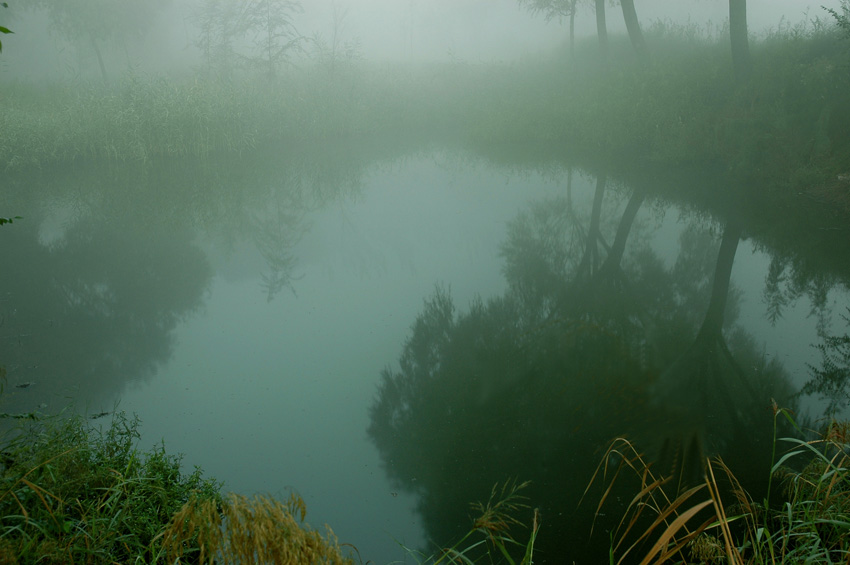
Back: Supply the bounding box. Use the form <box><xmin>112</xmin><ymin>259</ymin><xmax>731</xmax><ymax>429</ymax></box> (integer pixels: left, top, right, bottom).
<box><xmin>3</xmin><ymin>19</ymin><xmax>849</xmax><ymax>214</ymax></box>
<box><xmin>0</xmin><ymin>410</ymin><xmax>357</xmax><ymax>563</ymax></box>
<box><xmin>0</xmin><ymin>407</ymin><xmax>847</xmax><ymax>563</ymax></box>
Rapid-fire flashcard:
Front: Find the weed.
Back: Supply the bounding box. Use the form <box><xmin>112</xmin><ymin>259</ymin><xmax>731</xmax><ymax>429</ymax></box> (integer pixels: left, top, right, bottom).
<box><xmin>401</xmin><ymin>479</ymin><xmax>539</xmax><ymax>565</ymax></box>
<box><xmin>591</xmin><ymin>406</ymin><xmax>850</xmax><ymax>564</ymax></box>
<box><xmin>159</xmin><ymin>491</ymin><xmax>356</xmax><ymax>564</ymax></box>
<box><xmin>0</xmin><ymin>411</ymin><xmax>220</xmax><ymax>563</ymax></box>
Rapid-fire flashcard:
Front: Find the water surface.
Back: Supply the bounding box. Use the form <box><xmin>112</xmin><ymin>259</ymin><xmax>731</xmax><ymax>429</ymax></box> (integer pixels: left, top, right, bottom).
<box><xmin>2</xmin><ymin>145</ymin><xmax>848</xmax><ymax>562</ymax></box>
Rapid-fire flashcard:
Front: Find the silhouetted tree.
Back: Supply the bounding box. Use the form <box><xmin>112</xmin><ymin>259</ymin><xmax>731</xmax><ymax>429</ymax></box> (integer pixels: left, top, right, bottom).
<box><xmin>191</xmin><ymin>0</ymin><xmax>304</xmax><ymax>81</ymax></box>
<box><xmin>241</xmin><ymin>0</ymin><xmax>304</xmax><ymax>80</ymax></box>
<box><xmin>29</xmin><ymin>0</ymin><xmax>170</xmax><ymax>82</ymax></box>
<box><xmin>0</xmin><ymin>1</ymin><xmax>11</xmax><ymax>53</ymax></box>
<box><xmin>802</xmin><ymin>308</ymin><xmax>850</xmax><ymax>416</ymax></box>
<box><xmin>650</xmin><ymin>220</ymin><xmax>796</xmax><ymax>496</ymax></box>
<box><xmin>517</xmin><ymin>0</ymin><xmax>617</xmax><ymax>59</ymax></box>
<box><xmin>517</xmin><ymin>0</ymin><xmax>580</xmax><ymax>57</ymax></box>
<box><xmin>729</xmin><ymin>0</ymin><xmax>751</xmax><ymax>81</ymax></box>
<box><xmin>620</xmin><ymin>0</ymin><xmax>648</xmax><ymax>64</ymax></box>
<box><xmin>595</xmin><ymin>0</ymin><xmax>608</xmax><ymax>58</ymax></box>
<box><xmin>369</xmin><ymin>183</ymin><xmax>794</xmax><ymax>561</ymax></box>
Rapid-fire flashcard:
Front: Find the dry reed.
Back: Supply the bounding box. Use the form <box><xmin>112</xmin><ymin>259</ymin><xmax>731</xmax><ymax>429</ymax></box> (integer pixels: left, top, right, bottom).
<box><xmin>159</xmin><ymin>492</ymin><xmax>356</xmax><ymax>564</ymax></box>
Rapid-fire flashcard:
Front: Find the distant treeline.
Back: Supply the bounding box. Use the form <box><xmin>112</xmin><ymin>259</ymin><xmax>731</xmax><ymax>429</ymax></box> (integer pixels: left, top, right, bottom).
<box><xmin>2</xmin><ymin>19</ymin><xmax>849</xmax><ymax>209</ymax></box>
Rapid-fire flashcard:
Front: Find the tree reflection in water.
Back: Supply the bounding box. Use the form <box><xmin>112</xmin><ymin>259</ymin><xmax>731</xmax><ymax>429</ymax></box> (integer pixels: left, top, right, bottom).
<box><xmin>369</xmin><ymin>175</ymin><xmax>797</xmax><ymax>562</ymax></box>
<box><xmin>0</xmin><ymin>213</ymin><xmax>211</xmax><ymax>414</ymax></box>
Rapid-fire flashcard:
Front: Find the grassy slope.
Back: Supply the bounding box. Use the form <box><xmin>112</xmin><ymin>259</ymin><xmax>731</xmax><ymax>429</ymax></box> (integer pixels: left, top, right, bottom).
<box><xmin>2</xmin><ymin>21</ymin><xmax>848</xmax><ymax>198</ymax></box>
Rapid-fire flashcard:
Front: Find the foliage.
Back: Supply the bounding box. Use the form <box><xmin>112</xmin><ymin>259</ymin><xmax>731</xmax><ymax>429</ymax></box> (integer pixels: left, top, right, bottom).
<box><xmin>516</xmin><ymin>0</ymin><xmax>579</xmax><ymax>23</ymax></box>
<box><xmin>310</xmin><ymin>1</ymin><xmax>362</xmax><ymax>78</ymax></box>
<box><xmin>0</xmin><ymin>213</ymin><xmax>211</xmax><ymax>403</ymax></box>
<box><xmin>191</xmin><ymin>0</ymin><xmax>304</xmax><ymax>80</ymax></box>
<box><xmin>403</xmin><ymin>480</ymin><xmax>540</xmax><ymax>565</ymax></box>
<box><xmin>2</xmin><ymin>18</ymin><xmax>848</xmax><ymax>212</ymax></box>
<box><xmin>159</xmin><ymin>492</ymin><xmax>356</xmax><ymax>564</ymax></box>
<box><xmin>592</xmin><ymin>408</ymin><xmax>850</xmax><ymax>564</ymax></box>
<box><xmin>27</xmin><ymin>0</ymin><xmax>170</xmax><ymax>81</ymax></box>
<box><xmin>0</xmin><ymin>408</ymin><xmax>363</xmax><ymax>563</ymax></box>
<box><xmin>803</xmin><ymin>308</ymin><xmax>850</xmax><ymax>416</ymax></box>
<box><xmin>0</xmin><ymin>411</ymin><xmax>221</xmax><ymax>563</ymax></box>
<box><xmin>369</xmin><ymin>190</ymin><xmax>795</xmax><ymax>560</ymax></box>
<box><xmin>0</xmin><ymin>216</ymin><xmax>21</xmax><ymax>226</ymax></box>
<box><xmin>241</xmin><ymin>0</ymin><xmax>305</xmax><ymax>79</ymax></box>
<box><xmin>0</xmin><ymin>62</ymin><xmax>463</xmax><ymax>170</ymax></box>
<box><xmin>191</xmin><ymin>0</ymin><xmax>244</xmax><ymax>80</ymax></box>
<box><xmin>825</xmin><ymin>0</ymin><xmax>850</xmax><ymax>38</ymax></box>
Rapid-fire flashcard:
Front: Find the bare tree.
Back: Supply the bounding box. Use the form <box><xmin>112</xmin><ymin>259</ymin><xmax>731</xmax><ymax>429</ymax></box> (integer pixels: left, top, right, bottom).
<box><xmin>191</xmin><ymin>0</ymin><xmax>303</xmax><ymax>81</ymax></box>
<box><xmin>620</xmin><ymin>0</ymin><xmax>648</xmax><ymax>64</ymax></box>
<box><xmin>29</xmin><ymin>0</ymin><xmax>169</xmax><ymax>83</ymax></box>
<box><xmin>242</xmin><ymin>0</ymin><xmax>304</xmax><ymax>80</ymax></box>
<box><xmin>517</xmin><ymin>0</ymin><xmax>580</xmax><ymax>57</ymax></box>
<box><xmin>311</xmin><ymin>1</ymin><xmax>361</xmax><ymax>77</ymax></box>
<box><xmin>729</xmin><ymin>0</ymin><xmax>751</xmax><ymax>81</ymax></box>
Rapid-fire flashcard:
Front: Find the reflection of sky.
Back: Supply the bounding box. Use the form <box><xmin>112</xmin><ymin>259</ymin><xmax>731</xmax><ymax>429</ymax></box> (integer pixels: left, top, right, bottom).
<box><xmin>120</xmin><ymin>155</ymin><xmax>576</xmax><ymax>563</ymax></box>
<box><xmin>732</xmin><ymin>242</ymin><xmax>849</xmax><ymax>419</ymax></box>
<box><xmin>645</xmin><ymin>207</ymin><xmax>849</xmax><ymax>418</ymax></box>
<box><xmin>112</xmin><ymin>153</ymin><xmax>849</xmax><ymax>561</ymax></box>
<box><xmin>6</xmin><ymin>150</ymin><xmax>848</xmax><ymax>560</ymax></box>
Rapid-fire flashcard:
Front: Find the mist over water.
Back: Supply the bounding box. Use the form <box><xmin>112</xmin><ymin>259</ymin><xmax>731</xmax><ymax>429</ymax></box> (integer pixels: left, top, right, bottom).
<box><xmin>2</xmin><ymin>0</ymin><xmax>850</xmax><ymax>563</ymax></box>
<box><xmin>3</xmin><ymin>147</ymin><xmax>846</xmax><ymax>561</ymax></box>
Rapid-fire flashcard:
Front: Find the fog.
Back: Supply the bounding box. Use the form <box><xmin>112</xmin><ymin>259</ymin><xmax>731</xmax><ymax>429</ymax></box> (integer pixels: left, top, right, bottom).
<box><xmin>1</xmin><ymin>0</ymin><xmax>844</xmax><ymax>81</ymax></box>
<box><xmin>3</xmin><ymin>0</ymin><xmax>850</xmax><ymax>563</ymax></box>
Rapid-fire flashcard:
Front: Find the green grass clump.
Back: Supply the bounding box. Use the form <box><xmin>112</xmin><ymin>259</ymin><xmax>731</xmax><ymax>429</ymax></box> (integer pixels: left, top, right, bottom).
<box><xmin>0</xmin><ymin>411</ymin><xmax>220</xmax><ymax>563</ymax></box>
<box><xmin>0</xmin><ymin>407</ymin><xmax>363</xmax><ymax>564</ymax></box>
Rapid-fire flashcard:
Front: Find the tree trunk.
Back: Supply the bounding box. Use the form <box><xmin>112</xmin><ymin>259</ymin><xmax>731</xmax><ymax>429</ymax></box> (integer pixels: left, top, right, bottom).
<box><xmin>729</xmin><ymin>0</ymin><xmax>751</xmax><ymax>81</ymax></box>
<box><xmin>577</xmin><ymin>172</ymin><xmax>606</xmax><ymax>280</ymax></box>
<box><xmin>89</xmin><ymin>33</ymin><xmax>108</xmax><ymax>84</ymax></box>
<box><xmin>595</xmin><ymin>0</ymin><xmax>608</xmax><ymax>60</ymax></box>
<box><xmin>696</xmin><ymin>220</ymin><xmax>742</xmax><ymax>341</ymax></box>
<box><xmin>266</xmin><ymin>1</ymin><xmax>276</xmax><ymax>80</ymax></box>
<box><xmin>620</xmin><ymin>0</ymin><xmax>649</xmax><ymax>64</ymax></box>
<box><xmin>599</xmin><ymin>189</ymin><xmax>645</xmax><ymax>275</ymax></box>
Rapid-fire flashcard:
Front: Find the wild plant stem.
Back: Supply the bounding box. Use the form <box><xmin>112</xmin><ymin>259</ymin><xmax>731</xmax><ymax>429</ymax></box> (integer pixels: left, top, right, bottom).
<box><xmin>765</xmin><ymin>405</ymin><xmax>780</xmax><ymax>509</ymax></box>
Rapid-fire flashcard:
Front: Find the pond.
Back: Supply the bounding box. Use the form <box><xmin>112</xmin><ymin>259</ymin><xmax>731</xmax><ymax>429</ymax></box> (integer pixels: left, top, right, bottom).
<box><xmin>2</xmin><ymin>142</ymin><xmax>848</xmax><ymax>562</ymax></box>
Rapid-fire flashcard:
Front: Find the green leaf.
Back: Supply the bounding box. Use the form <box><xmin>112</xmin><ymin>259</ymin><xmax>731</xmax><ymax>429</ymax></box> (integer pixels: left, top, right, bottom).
<box><xmin>0</xmin><ymin>27</ymin><xmax>12</xmax><ymax>34</ymax></box>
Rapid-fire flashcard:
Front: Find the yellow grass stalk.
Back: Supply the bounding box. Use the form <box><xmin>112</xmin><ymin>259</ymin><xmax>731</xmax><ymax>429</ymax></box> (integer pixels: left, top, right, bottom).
<box><xmin>159</xmin><ymin>492</ymin><xmax>355</xmax><ymax>564</ymax></box>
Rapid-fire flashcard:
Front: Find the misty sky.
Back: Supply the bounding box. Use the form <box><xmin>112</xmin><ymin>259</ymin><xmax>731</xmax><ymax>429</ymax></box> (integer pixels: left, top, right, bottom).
<box><xmin>296</xmin><ymin>0</ymin><xmax>843</xmax><ymax>62</ymax></box>
<box><xmin>3</xmin><ymin>0</ymin><xmax>844</xmax><ymax>81</ymax></box>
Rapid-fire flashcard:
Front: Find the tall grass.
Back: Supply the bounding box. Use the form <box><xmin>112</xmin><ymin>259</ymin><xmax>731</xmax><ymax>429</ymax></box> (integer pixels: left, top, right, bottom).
<box><xmin>401</xmin><ymin>479</ymin><xmax>540</xmax><ymax>565</ymax></box>
<box><xmin>0</xmin><ymin>61</ymin><xmax>475</xmax><ymax>171</ymax></box>
<box><xmin>3</xmin><ymin>15</ymin><xmax>848</xmax><ymax>189</ymax></box>
<box><xmin>0</xmin><ymin>408</ymin><xmax>360</xmax><ymax>563</ymax></box>
<box><xmin>0</xmin><ymin>411</ymin><xmax>221</xmax><ymax>563</ymax></box>
<box><xmin>590</xmin><ymin>406</ymin><xmax>850</xmax><ymax>564</ymax></box>
<box><xmin>159</xmin><ymin>492</ymin><xmax>356</xmax><ymax>564</ymax></box>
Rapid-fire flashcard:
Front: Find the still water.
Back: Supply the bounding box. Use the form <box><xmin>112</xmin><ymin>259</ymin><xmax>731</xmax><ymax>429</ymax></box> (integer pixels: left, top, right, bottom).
<box><xmin>2</xmin><ymin>145</ymin><xmax>848</xmax><ymax>562</ymax></box>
